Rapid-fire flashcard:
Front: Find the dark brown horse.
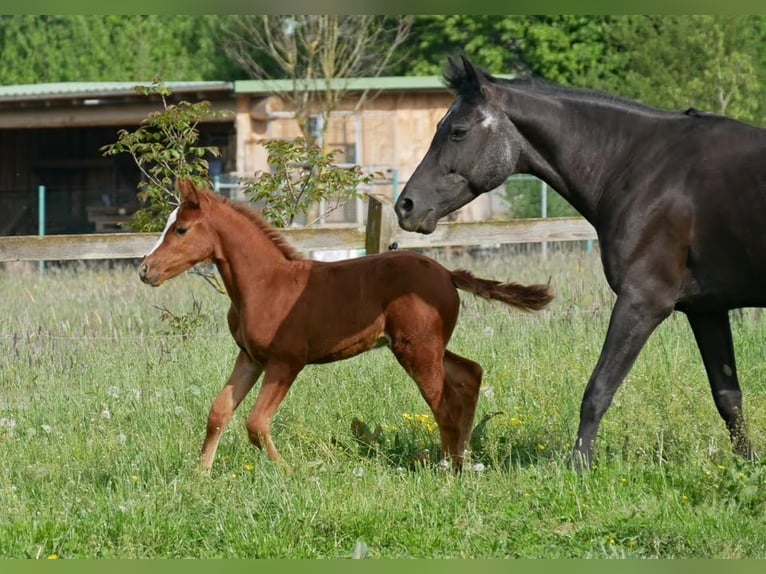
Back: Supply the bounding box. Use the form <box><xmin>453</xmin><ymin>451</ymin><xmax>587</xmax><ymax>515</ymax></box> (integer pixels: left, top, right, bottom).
<box><xmin>139</xmin><ymin>179</ymin><xmax>552</xmax><ymax>471</ymax></box>
<box><xmin>395</xmin><ymin>55</ymin><xmax>766</xmax><ymax>469</ymax></box>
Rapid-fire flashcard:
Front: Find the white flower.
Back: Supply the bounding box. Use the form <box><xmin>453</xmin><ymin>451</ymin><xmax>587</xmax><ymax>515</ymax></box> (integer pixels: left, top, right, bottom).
<box><xmin>352</xmin><ymin>467</ymin><xmax>365</xmax><ymax>478</ymax></box>
<box><xmin>0</xmin><ymin>418</ymin><xmax>16</xmax><ymax>429</ymax></box>
<box><xmin>107</xmin><ymin>386</ymin><xmax>121</xmax><ymax>399</ymax></box>
<box><xmin>100</xmin><ymin>406</ymin><xmax>111</xmax><ymax>420</ymax></box>
<box><xmin>471</xmin><ymin>463</ymin><xmax>486</xmax><ymax>472</ymax></box>
<box><xmin>117</xmin><ymin>433</ymin><xmax>127</xmax><ymax>446</ymax></box>
<box><xmin>41</xmin><ymin>424</ymin><xmax>52</xmax><ymax>434</ymax></box>
<box><xmin>482</xmin><ymin>387</ymin><xmax>495</xmax><ymax>400</ymax></box>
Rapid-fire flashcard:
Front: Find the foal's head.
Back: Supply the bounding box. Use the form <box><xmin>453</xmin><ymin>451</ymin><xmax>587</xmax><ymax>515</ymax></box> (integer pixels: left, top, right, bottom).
<box><xmin>139</xmin><ymin>179</ymin><xmax>217</xmax><ymax>287</ymax></box>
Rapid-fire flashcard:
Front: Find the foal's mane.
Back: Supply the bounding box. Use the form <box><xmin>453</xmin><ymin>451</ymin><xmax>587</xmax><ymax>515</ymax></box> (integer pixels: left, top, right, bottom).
<box><xmin>211</xmin><ymin>190</ymin><xmax>304</xmax><ymax>261</ymax></box>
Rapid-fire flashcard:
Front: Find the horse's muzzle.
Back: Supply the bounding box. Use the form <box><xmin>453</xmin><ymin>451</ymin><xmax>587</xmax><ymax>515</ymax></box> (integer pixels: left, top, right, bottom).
<box><xmin>138</xmin><ymin>261</ymin><xmax>160</xmax><ymax>286</ymax></box>
<box><xmin>395</xmin><ymin>196</ymin><xmax>437</xmax><ymax>234</ymax></box>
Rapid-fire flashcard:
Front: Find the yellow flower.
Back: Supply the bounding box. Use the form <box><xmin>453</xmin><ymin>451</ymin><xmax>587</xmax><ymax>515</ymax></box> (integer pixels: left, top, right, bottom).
<box><xmin>245</xmin><ymin>463</ymin><xmax>255</xmax><ymax>472</ymax></box>
<box><xmin>47</xmin><ymin>554</ymin><xmax>59</xmax><ymax>560</ymax></box>
<box><xmin>537</xmin><ymin>443</ymin><xmax>546</xmax><ymax>452</ymax></box>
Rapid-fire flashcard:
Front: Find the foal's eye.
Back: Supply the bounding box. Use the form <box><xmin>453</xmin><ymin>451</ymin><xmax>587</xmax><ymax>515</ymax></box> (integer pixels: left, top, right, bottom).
<box><xmin>450</xmin><ymin>127</ymin><xmax>468</xmax><ymax>141</ymax></box>
<box><xmin>176</xmin><ymin>227</ymin><xmax>188</xmax><ymax>236</ymax></box>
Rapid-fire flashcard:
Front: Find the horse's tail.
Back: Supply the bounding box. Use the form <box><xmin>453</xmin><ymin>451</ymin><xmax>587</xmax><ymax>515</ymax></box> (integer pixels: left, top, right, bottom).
<box><xmin>449</xmin><ymin>269</ymin><xmax>553</xmax><ymax>311</ymax></box>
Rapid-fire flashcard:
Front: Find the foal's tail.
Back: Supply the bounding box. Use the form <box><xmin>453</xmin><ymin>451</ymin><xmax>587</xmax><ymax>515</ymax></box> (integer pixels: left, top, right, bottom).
<box><xmin>450</xmin><ymin>269</ymin><xmax>553</xmax><ymax>311</ymax></box>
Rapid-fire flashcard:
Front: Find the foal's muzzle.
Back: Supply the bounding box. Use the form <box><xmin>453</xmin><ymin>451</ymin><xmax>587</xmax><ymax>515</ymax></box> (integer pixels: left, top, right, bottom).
<box><xmin>138</xmin><ymin>260</ymin><xmax>160</xmax><ymax>286</ymax></box>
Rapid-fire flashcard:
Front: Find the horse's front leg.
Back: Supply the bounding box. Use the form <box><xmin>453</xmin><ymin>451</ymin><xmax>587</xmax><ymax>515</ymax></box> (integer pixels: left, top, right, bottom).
<box><xmin>245</xmin><ymin>361</ymin><xmax>301</xmax><ymax>466</ymax></box>
<box><xmin>573</xmin><ymin>293</ymin><xmax>671</xmax><ymax>471</ymax></box>
<box><xmin>200</xmin><ymin>349</ymin><xmax>263</xmax><ymax>470</ymax></box>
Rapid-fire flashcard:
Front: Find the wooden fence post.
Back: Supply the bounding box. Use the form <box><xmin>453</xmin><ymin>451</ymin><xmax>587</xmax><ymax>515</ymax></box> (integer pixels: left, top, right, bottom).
<box><xmin>364</xmin><ymin>193</ymin><xmax>398</xmax><ymax>255</ymax></box>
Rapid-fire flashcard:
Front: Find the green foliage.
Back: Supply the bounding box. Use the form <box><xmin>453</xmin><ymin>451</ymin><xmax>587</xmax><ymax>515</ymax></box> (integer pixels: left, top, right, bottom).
<box><xmin>100</xmin><ymin>80</ymin><xmax>230</xmax><ymax>232</ymax></box>
<box><xmin>501</xmin><ymin>177</ymin><xmax>578</xmax><ymax>219</ymax></box>
<box><xmin>0</xmin><ymin>15</ymin><xmax>238</xmax><ymax>83</ymax></box>
<box><xmin>390</xmin><ymin>15</ymin><xmax>616</xmax><ymax>86</ymax></box>
<box><xmin>154</xmin><ymin>298</ymin><xmax>210</xmax><ymax>342</ymax></box>
<box><xmin>599</xmin><ymin>16</ymin><xmax>762</xmax><ymax>123</ymax></box>
<box><xmin>240</xmin><ymin>138</ymin><xmax>375</xmax><ymax>228</ymax></box>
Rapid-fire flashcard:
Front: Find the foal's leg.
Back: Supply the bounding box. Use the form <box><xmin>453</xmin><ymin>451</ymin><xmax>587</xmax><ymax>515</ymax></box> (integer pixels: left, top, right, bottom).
<box><xmin>573</xmin><ymin>293</ymin><xmax>671</xmax><ymax>470</ymax></box>
<box><xmin>245</xmin><ymin>361</ymin><xmax>301</xmax><ymax>464</ymax></box>
<box><xmin>391</xmin><ymin>342</ymin><xmax>464</xmax><ymax>470</ymax></box>
<box><xmin>687</xmin><ymin>310</ymin><xmax>754</xmax><ymax>459</ymax></box>
<box><xmin>442</xmin><ymin>350</ymin><xmax>483</xmax><ymax>469</ymax></box>
<box><xmin>200</xmin><ymin>349</ymin><xmax>263</xmax><ymax>470</ymax></box>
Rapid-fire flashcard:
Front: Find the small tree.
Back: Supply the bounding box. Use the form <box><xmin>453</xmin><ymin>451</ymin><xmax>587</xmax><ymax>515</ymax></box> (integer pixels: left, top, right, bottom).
<box><xmin>100</xmin><ymin>79</ymin><xmax>232</xmax><ymax>232</ymax></box>
<box><xmin>222</xmin><ymin>15</ymin><xmax>412</xmax><ymax>146</ymax></box>
<box><xmin>241</xmin><ymin>138</ymin><xmax>375</xmax><ymax>228</ymax></box>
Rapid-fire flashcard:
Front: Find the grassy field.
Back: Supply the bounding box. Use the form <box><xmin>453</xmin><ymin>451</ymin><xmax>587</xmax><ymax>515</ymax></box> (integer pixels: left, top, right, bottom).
<box><xmin>2</xmin><ymin>246</ymin><xmax>766</xmax><ymax>558</ymax></box>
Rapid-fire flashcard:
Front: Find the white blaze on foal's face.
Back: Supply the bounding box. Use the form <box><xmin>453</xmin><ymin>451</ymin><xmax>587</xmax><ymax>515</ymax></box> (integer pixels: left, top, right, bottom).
<box><xmin>146</xmin><ymin>207</ymin><xmax>179</xmax><ymax>256</ymax></box>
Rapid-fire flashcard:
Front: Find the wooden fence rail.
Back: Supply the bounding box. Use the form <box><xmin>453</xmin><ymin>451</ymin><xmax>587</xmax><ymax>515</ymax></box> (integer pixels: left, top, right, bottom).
<box><xmin>0</xmin><ymin>195</ymin><xmax>597</xmax><ymax>263</ymax></box>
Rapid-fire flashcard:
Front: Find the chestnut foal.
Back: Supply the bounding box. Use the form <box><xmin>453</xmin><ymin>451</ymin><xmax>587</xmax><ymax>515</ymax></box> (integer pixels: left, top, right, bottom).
<box><xmin>139</xmin><ymin>179</ymin><xmax>552</xmax><ymax>471</ymax></box>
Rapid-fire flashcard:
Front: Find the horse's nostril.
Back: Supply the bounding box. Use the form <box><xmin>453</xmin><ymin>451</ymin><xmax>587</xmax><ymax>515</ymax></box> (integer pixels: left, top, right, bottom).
<box><xmin>139</xmin><ymin>263</ymin><xmax>148</xmax><ymax>277</ymax></box>
<box><xmin>399</xmin><ymin>197</ymin><xmax>414</xmax><ymax>214</ymax></box>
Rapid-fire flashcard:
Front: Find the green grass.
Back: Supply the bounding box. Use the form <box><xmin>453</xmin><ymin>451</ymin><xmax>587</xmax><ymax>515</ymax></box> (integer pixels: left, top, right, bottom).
<box><xmin>2</xmin><ymin>249</ymin><xmax>766</xmax><ymax>558</ymax></box>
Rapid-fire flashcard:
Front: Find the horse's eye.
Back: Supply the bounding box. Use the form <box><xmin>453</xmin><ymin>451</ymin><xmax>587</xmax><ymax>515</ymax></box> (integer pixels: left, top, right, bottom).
<box><xmin>176</xmin><ymin>227</ymin><xmax>188</xmax><ymax>236</ymax></box>
<box><xmin>450</xmin><ymin>127</ymin><xmax>468</xmax><ymax>141</ymax></box>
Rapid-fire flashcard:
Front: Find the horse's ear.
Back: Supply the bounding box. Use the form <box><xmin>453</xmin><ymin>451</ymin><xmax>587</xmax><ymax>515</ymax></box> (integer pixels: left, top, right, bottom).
<box><xmin>460</xmin><ymin>54</ymin><xmax>489</xmax><ymax>97</ymax></box>
<box><xmin>177</xmin><ymin>178</ymin><xmax>201</xmax><ymax>206</ymax></box>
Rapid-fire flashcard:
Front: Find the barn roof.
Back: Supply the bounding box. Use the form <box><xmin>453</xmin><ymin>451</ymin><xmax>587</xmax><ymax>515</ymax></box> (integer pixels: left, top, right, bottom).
<box><xmin>0</xmin><ymin>81</ymin><xmax>232</xmax><ymax>102</ymax></box>
<box><xmin>233</xmin><ymin>76</ymin><xmax>446</xmax><ymax>95</ymax></box>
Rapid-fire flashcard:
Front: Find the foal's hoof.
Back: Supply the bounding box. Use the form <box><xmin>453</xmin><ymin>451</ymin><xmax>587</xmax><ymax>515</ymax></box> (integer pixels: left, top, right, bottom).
<box><xmin>274</xmin><ymin>458</ymin><xmax>295</xmax><ymax>475</ymax></box>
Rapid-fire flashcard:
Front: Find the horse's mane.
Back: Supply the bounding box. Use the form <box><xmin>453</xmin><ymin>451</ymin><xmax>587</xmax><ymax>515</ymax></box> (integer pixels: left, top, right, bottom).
<box><xmin>443</xmin><ymin>57</ymin><xmax>668</xmax><ymax>116</ymax></box>
<box><xmin>211</xmin><ymin>190</ymin><xmax>304</xmax><ymax>261</ymax></box>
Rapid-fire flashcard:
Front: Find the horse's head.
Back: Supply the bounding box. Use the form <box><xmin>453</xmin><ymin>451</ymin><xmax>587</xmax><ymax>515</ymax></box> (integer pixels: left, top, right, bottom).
<box><xmin>395</xmin><ymin>55</ymin><xmax>522</xmax><ymax>234</ymax></box>
<box><xmin>138</xmin><ymin>179</ymin><xmax>217</xmax><ymax>287</ymax></box>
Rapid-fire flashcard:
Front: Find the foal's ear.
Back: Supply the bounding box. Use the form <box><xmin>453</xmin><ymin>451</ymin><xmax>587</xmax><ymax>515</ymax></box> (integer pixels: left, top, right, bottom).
<box><xmin>177</xmin><ymin>178</ymin><xmax>202</xmax><ymax>206</ymax></box>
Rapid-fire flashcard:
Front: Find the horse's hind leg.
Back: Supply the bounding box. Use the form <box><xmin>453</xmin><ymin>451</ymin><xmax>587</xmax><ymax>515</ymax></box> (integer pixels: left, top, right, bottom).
<box><xmin>245</xmin><ymin>361</ymin><xmax>300</xmax><ymax>465</ymax></box>
<box><xmin>443</xmin><ymin>350</ymin><xmax>484</xmax><ymax>468</ymax></box>
<box><xmin>201</xmin><ymin>349</ymin><xmax>263</xmax><ymax>470</ymax></box>
<box><xmin>687</xmin><ymin>310</ymin><xmax>754</xmax><ymax>459</ymax></box>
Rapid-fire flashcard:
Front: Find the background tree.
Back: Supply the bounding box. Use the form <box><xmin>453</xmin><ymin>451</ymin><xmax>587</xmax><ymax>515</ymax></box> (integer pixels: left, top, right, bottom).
<box><xmin>100</xmin><ymin>80</ymin><xmax>231</xmax><ymax>233</ymax></box>
<box><xmin>221</xmin><ymin>15</ymin><xmax>412</xmax><ymax>145</ymax></box>
<box><xmin>599</xmin><ymin>15</ymin><xmax>762</xmax><ymax>123</ymax></box>
<box><xmin>0</xmin><ymin>15</ymin><xmax>236</xmax><ymax>83</ymax></box>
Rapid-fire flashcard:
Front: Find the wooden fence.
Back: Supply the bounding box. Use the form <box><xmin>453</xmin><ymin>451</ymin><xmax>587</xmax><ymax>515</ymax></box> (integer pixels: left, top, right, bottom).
<box><xmin>0</xmin><ymin>195</ymin><xmax>597</xmax><ymax>263</ymax></box>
